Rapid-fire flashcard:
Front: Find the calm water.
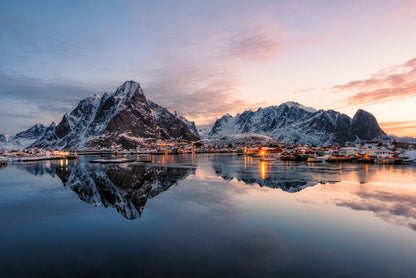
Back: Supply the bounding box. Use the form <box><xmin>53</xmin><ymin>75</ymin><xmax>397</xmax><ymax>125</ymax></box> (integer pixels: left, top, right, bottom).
<box><xmin>1</xmin><ymin>154</ymin><xmax>416</xmax><ymax>277</ymax></box>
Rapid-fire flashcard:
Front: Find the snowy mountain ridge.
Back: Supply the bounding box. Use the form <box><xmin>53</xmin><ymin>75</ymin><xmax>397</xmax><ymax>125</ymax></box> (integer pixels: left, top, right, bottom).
<box><xmin>0</xmin><ymin>81</ymin><xmax>199</xmax><ymax>151</ymax></box>
<box><xmin>208</xmin><ymin>103</ymin><xmax>387</xmax><ymax>145</ymax></box>
<box><xmin>0</xmin><ymin>82</ymin><xmax>392</xmax><ymax>150</ymax></box>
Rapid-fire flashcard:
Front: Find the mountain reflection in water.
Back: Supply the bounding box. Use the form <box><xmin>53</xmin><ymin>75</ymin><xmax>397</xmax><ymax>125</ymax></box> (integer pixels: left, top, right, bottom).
<box><xmin>20</xmin><ymin>160</ymin><xmax>195</xmax><ymax>219</ymax></box>
<box><xmin>211</xmin><ymin>155</ymin><xmax>342</xmax><ymax>192</ymax></box>
<box><xmin>18</xmin><ymin>154</ymin><xmax>416</xmax><ymax>231</ymax></box>
<box><xmin>3</xmin><ymin>154</ymin><xmax>416</xmax><ymax>277</ymax></box>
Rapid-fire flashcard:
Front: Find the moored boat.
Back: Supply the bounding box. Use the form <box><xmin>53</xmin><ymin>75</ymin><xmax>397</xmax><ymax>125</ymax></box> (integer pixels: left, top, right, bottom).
<box><xmin>260</xmin><ymin>155</ymin><xmax>275</xmax><ymax>161</ymax></box>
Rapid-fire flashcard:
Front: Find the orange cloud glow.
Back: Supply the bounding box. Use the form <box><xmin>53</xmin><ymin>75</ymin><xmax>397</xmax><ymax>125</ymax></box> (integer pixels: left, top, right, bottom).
<box><xmin>331</xmin><ymin>57</ymin><xmax>416</xmax><ymax>105</ymax></box>
<box><xmin>379</xmin><ymin>121</ymin><xmax>416</xmax><ymax>137</ymax></box>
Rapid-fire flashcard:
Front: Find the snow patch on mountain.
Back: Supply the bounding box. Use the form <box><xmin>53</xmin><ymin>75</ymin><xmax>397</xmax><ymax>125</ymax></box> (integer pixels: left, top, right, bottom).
<box><xmin>283</xmin><ymin>101</ymin><xmax>317</xmax><ymax>113</ymax></box>
<box><xmin>0</xmin><ymin>134</ymin><xmax>10</xmax><ymax>143</ymax></box>
<box><xmin>198</xmin><ymin>128</ymin><xmax>211</xmax><ymax>139</ymax></box>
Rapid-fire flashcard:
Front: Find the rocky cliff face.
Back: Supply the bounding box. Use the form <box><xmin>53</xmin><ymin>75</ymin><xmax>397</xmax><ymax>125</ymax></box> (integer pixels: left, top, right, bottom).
<box><xmin>209</xmin><ymin>102</ymin><xmax>387</xmax><ymax>145</ymax></box>
<box><xmin>148</xmin><ymin>101</ymin><xmax>200</xmax><ymax>141</ymax></box>
<box><xmin>351</xmin><ymin>109</ymin><xmax>386</xmax><ymax>140</ymax></box>
<box><xmin>178</xmin><ymin>116</ymin><xmax>200</xmax><ymax>138</ymax></box>
<box><xmin>33</xmin><ymin>81</ymin><xmax>199</xmax><ymax>150</ymax></box>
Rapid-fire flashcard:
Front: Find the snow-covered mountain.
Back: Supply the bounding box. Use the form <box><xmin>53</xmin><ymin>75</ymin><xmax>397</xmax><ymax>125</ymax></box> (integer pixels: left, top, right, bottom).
<box><xmin>197</xmin><ymin>128</ymin><xmax>211</xmax><ymax>139</ymax></box>
<box><xmin>1</xmin><ymin>84</ymin><xmax>390</xmax><ymax>150</ymax></box>
<box><xmin>208</xmin><ymin>102</ymin><xmax>387</xmax><ymax>145</ymax></box>
<box><xmin>32</xmin><ymin>81</ymin><xmax>199</xmax><ymax>150</ymax></box>
<box><xmin>0</xmin><ymin>123</ymin><xmax>56</xmax><ymax>150</ymax></box>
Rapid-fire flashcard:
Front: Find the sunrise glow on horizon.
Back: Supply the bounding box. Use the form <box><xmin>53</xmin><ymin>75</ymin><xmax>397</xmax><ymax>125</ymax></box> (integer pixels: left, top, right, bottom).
<box><xmin>1</xmin><ymin>0</ymin><xmax>415</xmax><ymax>137</ymax></box>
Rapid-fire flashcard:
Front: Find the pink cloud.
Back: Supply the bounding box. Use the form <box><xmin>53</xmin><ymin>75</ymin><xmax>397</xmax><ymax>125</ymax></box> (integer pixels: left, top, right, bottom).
<box><xmin>393</xmin><ymin>4</ymin><xmax>416</xmax><ymax>19</ymax></box>
<box><xmin>330</xmin><ymin>57</ymin><xmax>416</xmax><ymax>105</ymax></box>
<box><xmin>226</xmin><ymin>27</ymin><xmax>284</xmax><ymax>63</ymax></box>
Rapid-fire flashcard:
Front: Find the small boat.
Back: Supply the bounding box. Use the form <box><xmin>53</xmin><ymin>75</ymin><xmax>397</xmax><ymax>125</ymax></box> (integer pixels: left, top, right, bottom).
<box><xmin>307</xmin><ymin>157</ymin><xmax>323</xmax><ymax>163</ymax></box>
<box><xmin>280</xmin><ymin>152</ymin><xmax>308</xmax><ymax>161</ymax></box>
<box><xmin>67</xmin><ymin>153</ymin><xmax>78</xmax><ymax>159</ymax></box>
<box><xmin>260</xmin><ymin>155</ymin><xmax>275</xmax><ymax>161</ymax></box>
<box><xmin>280</xmin><ymin>152</ymin><xmax>295</xmax><ymax>161</ymax></box>
<box><xmin>89</xmin><ymin>158</ymin><xmax>136</xmax><ymax>164</ymax></box>
<box><xmin>402</xmin><ymin>158</ymin><xmax>415</xmax><ymax>164</ymax></box>
<box><xmin>375</xmin><ymin>156</ymin><xmax>403</xmax><ymax>165</ymax></box>
<box><xmin>358</xmin><ymin>156</ymin><xmax>375</xmax><ymax>164</ymax></box>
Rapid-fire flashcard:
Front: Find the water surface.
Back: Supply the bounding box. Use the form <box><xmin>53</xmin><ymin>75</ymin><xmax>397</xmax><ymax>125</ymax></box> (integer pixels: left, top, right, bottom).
<box><xmin>1</xmin><ymin>154</ymin><xmax>416</xmax><ymax>277</ymax></box>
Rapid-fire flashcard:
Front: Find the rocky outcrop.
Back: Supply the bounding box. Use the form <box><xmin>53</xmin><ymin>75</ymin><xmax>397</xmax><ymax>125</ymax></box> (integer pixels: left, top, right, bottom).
<box><xmin>351</xmin><ymin>109</ymin><xmax>386</xmax><ymax>140</ymax></box>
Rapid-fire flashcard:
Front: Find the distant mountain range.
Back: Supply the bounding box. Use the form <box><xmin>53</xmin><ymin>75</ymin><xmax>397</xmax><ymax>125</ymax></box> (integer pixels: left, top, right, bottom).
<box><xmin>0</xmin><ymin>80</ymin><xmax>397</xmax><ymax>150</ymax></box>
<box><xmin>208</xmin><ymin>102</ymin><xmax>387</xmax><ymax>145</ymax></box>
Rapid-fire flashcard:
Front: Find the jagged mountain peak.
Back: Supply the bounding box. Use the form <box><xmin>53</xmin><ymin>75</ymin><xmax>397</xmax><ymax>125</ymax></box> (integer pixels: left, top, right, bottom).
<box><xmin>115</xmin><ymin>80</ymin><xmax>144</xmax><ymax>100</ymax></box>
<box><xmin>30</xmin><ymin>123</ymin><xmax>46</xmax><ymax>130</ymax></box>
<box><xmin>353</xmin><ymin>109</ymin><xmax>371</xmax><ymax>119</ymax></box>
<box><xmin>282</xmin><ymin>101</ymin><xmax>317</xmax><ymax>113</ymax></box>
<box><xmin>15</xmin><ymin>123</ymin><xmax>47</xmax><ymax>139</ymax></box>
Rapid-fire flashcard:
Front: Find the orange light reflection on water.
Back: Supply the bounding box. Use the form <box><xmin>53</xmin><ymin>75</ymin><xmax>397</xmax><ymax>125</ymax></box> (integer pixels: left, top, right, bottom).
<box><xmin>260</xmin><ymin>161</ymin><xmax>267</xmax><ymax>179</ymax></box>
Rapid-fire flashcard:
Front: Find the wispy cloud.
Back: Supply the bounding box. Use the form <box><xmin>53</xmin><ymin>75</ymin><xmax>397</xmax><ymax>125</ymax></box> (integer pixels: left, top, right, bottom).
<box><xmin>330</xmin><ymin>57</ymin><xmax>416</xmax><ymax>105</ymax></box>
<box><xmin>145</xmin><ymin>64</ymin><xmax>266</xmax><ymax>125</ymax></box>
<box><xmin>225</xmin><ymin>26</ymin><xmax>284</xmax><ymax>63</ymax></box>
<box><xmin>144</xmin><ymin>24</ymin><xmax>282</xmax><ymax>125</ymax></box>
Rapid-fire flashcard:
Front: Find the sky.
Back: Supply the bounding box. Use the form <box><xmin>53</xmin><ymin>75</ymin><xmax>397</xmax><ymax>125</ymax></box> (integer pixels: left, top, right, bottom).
<box><xmin>1</xmin><ymin>0</ymin><xmax>416</xmax><ymax>136</ymax></box>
